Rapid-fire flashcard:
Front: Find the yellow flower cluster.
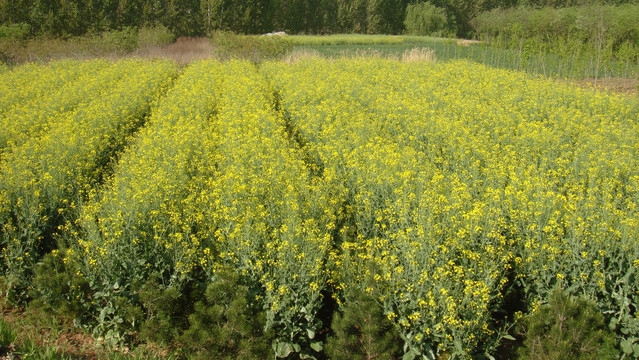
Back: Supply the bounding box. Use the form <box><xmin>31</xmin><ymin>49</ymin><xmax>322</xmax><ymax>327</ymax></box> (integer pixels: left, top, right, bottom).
<box><xmin>0</xmin><ymin>60</ymin><xmax>142</xmax><ymax>156</ymax></box>
<box><xmin>0</xmin><ymin>59</ymin><xmax>178</xmax><ymax>291</ymax></box>
<box><xmin>263</xmin><ymin>58</ymin><xmax>639</xmax><ymax>356</ymax></box>
<box><xmin>0</xmin><ymin>60</ymin><xmax>90</xmax><ymax>122</ymax></box>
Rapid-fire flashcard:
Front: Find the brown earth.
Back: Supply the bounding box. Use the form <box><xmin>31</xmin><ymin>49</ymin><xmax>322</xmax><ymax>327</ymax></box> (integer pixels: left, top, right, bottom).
<box><xmin>0</xmin><ymin>302</ymin><xmax>173</xmax><ymax>359</ymax></box>
<box><xmin>1</xmin><ymin>305</ymin><xmax>98</xmax><ymax>360</ymax></box>
<box><xmin>570</xmin><ymin>77</ymin><xmax>638</xmax><ymax>96</ymax></box>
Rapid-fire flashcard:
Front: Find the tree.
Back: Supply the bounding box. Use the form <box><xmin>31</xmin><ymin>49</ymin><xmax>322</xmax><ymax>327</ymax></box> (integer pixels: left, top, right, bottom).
<box><xmin>404</xmin><ymin>2</ymin><xmax>448</xmax><ymax>35</ymax></box>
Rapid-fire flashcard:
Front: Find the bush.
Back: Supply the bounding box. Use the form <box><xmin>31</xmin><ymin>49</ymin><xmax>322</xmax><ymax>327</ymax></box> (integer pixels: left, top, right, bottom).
<box><xmin>98</xmin><ymin>27</ymin><xmax>138</xmax><ymax>54</ymax></box>
<box><xmin>178</xmin><ymin>269</ymin><xmax>274</xmax><ymax>360</ymax></box>
<box><xmin>404</xmin><ymin>2</ymin><xmax>448</xmax><ymax>36</ymax></box>
<box><xmin>30</xmin><ymin>249</ymin><xmax>92</xmax><ymax>321</ymax></box>
<box><xmin>210</xmin><ymin>31</ymin><xmax>293</xmax><ymax>62</ymax></box>
<box><xmin>0</xmin><ymin>24</ymin><xmax>30</xmax><ymax>39</ymax></box>
<box><xmin>137</xmin><ymin>25</ymin><xmax>175</xmax><ymax>49</ymax></box>
<box><xmin>325</xmin><ymin>287</ymin><xmax>402</xmax><ymax>360</ymax></box>
<box><xmin>516</xmin><ymin>288</ymin><xmax>619</xmax><ymax>360</ymax></box>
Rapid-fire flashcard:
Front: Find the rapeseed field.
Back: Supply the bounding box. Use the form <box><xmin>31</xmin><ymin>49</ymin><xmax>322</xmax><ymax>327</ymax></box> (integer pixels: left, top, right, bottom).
<box><xmin>0</xmin><ymin>57</ymin><xmax>637</xmax><ymax>359</ymax></box>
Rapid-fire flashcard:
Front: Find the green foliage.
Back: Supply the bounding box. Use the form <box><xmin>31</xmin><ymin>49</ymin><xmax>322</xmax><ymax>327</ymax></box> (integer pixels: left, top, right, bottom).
<box><xmin>0</xmin><ymin>23</ymin><xmax>29</xmax><ymax>39</ymax></box>
<box><xmin>137</xmin><ymin>25</ymin><xmax>176</xmax><ymax>49</ymax></box>
<box><xmin>517</xmin><ymin>288</ymin><xmax>619</xmax><ymax>360</ymax></box>
<box><xmin>404</xmin><ymin>2</ymin><xmax>448</xmax><ymax>36</ymax></box>
<box><xmin>178</xmin><ymin>269</ymin><xmax>274</xmax><ymax>360</ymax></box>
<box><xmin>30</xmin><ymin>249</ymin><xmax>92</xmax><ymax>320</ymax></box>
<box><xmin>210</xmin><ymin>31</ymin><xmax>293</xmax><ymax>62</ymax></box>
<box><xmin>325</xmin><ymin>287</ymin><xmax>402</xmax><ymax>360</ymax></box>
<box><xmin>137</xmin><ymin>275</ymin><xmax>188</xmax><ymax>344</ymax></box>
<box><xmin>473</xmin><ymin>4</ymin><xmax>639</xmax><ymax>64</ymax></box>
<box><xmin>98</xmin><ymin>27</ymin><xmax>139</xmax><ymax>54</ymax></box>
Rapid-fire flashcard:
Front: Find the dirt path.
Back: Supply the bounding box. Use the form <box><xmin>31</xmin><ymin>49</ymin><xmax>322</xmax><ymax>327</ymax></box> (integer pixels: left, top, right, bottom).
<box><xmin>570</xmin><ymin>77</ymin><xmax>638</xmax><ymax>96</ymax></box>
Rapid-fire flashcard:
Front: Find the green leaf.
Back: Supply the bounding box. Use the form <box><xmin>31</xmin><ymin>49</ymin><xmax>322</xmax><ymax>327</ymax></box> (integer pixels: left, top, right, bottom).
<box><xmin>274</xmin><ymin>342</ymin><xmax>294</xmax><ymax>358</ymax></box>
<box><xmin>307</xmin><ymin>328</ymin><xmax>316</xmax><ymax>339</ymax></box>
<box><xmin>453</xmin><ymin>339</ymin><xmax>464</xmax><ymax>354</ymax></box>
<box><xmin>310</xmin><ymin>341</ymin><xmax>323</xmax><ymax>352</ymax></box>
<box><xmin>621</xmin><ymin>339</ymin><xmax>634</xmax><ymax>354</ymax></box>
<box><xmin>609</xmin><ymin>317</ymin><xmax>619</xmax><ymax>331</ymax></box>
<box><xmin>502</xmin><ymin>334</ymin><xmax>516</xmax><ymax>341</ymax></box>
<box><xmin>403</xmin><ymin>352</ymin><xmax>416</xmax><ymax>360</ymax></box>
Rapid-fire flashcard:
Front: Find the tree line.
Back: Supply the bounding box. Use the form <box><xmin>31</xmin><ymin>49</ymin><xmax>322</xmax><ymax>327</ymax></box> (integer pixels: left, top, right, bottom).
<box><xmin>1</xmin><ymin>0</ymin><xmax>638</xmax><ymax>40</ymax></box>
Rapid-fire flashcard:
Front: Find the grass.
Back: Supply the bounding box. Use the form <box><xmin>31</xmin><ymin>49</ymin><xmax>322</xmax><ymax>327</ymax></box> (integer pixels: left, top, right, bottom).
<box><xmin>288</xmin><ymin>34</ymin><xmax>639</xmax><ymax>82</ymax></box>
<box><xmin>0</xmin><ymin>26</ymin><xmax>174</xmax><ymax>64</ymax></box>
<box><xmin>0</xmin><ymin>311</ymin><xmax>75</xmax><ymax>360</ymax></box>
<box><xmin>1</xmin><ymin>30</ymin><xmax>637</xmax><ymax>87</ymax></box>
<box><xmin>0</xmin><ymin>305</ymin><xmax>181</xmax><ymax>360</ymax></box>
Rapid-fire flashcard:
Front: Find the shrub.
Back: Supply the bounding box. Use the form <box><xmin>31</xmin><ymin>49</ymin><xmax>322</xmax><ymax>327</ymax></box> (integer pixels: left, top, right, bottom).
<box><xmin>516</xmin><ymin>288</ymin><xmax>619</xmax><ymax>360</ymax></box>
<box><xmin>137</xmin><ymin>25</ymin><xmax>175</xmax><ymax>49</ymax></box>
<box><xmin>325</xmin><ymin>286</ymin><xmax>402</xmax><ymax>360</ymax></box>
<box><xmin>0</xmin><ymin>24</ymin><xmax>30</xmax><ymax>39</ymax></box>
<box><xmin>178</xmin><ymin>269</ymin><xmax>274</xmax><ymax>360</ymax></box>
<box><xmin>30</xmin><ymin>249</ymin><xmax>92</xmax><ymax>321</ymax></box>
<box><xmin>210</xmin><ymin>30</ymin><xmax>293</xmax><ymax>62</ymax></box>
<box><xmin>404</xmin><ymin>2</ymin><xmax>448</xmax><ymax>36</ymax></box>
<box><xmin>98</xmin><ymin>27</ymin><xmax>138</xmax><ymax>54</ymax></box>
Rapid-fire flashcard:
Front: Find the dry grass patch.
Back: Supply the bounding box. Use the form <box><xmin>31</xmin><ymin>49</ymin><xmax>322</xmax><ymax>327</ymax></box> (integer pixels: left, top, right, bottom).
<box><xmin>134</xmin><ymin>37</ymin><xmax>215</xmax><ymax>64</ymax></box>
<box><xmin>402</xmin><ymin>47</ymin><xmax>436</xmax><ymax>63</ymax></box>
<box><xmin>457</xmin><ymin>39</ymin><xmax>481</xmax><ymax>46</ymax></box>
<box><xmin>282</xmin><ymin>48</ymin><xmax>322</xmax><ymax>63</ymax></box>
<box><xmin>566</xmin><ymin>77</ymin><xmax>638</xmax><ymax>95</ymax></box>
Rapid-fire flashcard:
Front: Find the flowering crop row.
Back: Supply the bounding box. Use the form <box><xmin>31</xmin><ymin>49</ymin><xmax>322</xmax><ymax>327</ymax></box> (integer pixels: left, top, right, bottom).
<box><xmin>196</xmin><ymin>61</ymin><xmax>337</xmax><ymax>357</ymax></box>
<box><xmin>262</xmin><ymin>58</ymin><xmax>639</xmax><ymax>357</ymax></box>
<box><xmin>75</xmin><ymin>60</ymin><xmax>223</xmax><ymax>294</ymax></box>
<box><xmin>0</xmin><ymin>60</ymin><xmax>144</xmax><ymax>156</ymax></box>
<box><xmin>75</xmin><ymin>60</ymin><xmax>337</xmax><ymax>357</ymax></box>
<box><xmin>0</xmin><ymin>59</ymin><xmax>178</xmax><ymax>297</ymax></box>
<box><xmin>0</xmin><ymin>60</ymin><xmax>95</xmax><ymax>121</ymax></box>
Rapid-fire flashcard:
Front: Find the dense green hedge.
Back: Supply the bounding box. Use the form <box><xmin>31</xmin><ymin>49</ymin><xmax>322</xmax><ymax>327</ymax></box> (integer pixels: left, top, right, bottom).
<box><xmin>473</xmin><ymin>4</ymin><xmax>639</xmax><ymax>64</ymax></box>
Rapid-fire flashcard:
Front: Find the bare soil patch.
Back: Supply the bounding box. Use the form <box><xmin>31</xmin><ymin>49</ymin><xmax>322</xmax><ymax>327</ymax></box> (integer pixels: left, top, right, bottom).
<box><xmin>570</xmin><ymin>77</ymin><xmax>638</xmax><ymax>95</ymax></box>
<box><xmin>1</xmin><ymin>306</ymin><xmax>98</xmax><ymax>360</ymax></box>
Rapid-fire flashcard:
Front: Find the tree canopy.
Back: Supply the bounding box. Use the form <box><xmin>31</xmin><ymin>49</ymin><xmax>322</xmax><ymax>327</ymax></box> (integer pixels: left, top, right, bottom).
<box><xmin>1</xmin><ymin>0</ymin><xmax>637</xmax><ymax>38</ymax></box>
